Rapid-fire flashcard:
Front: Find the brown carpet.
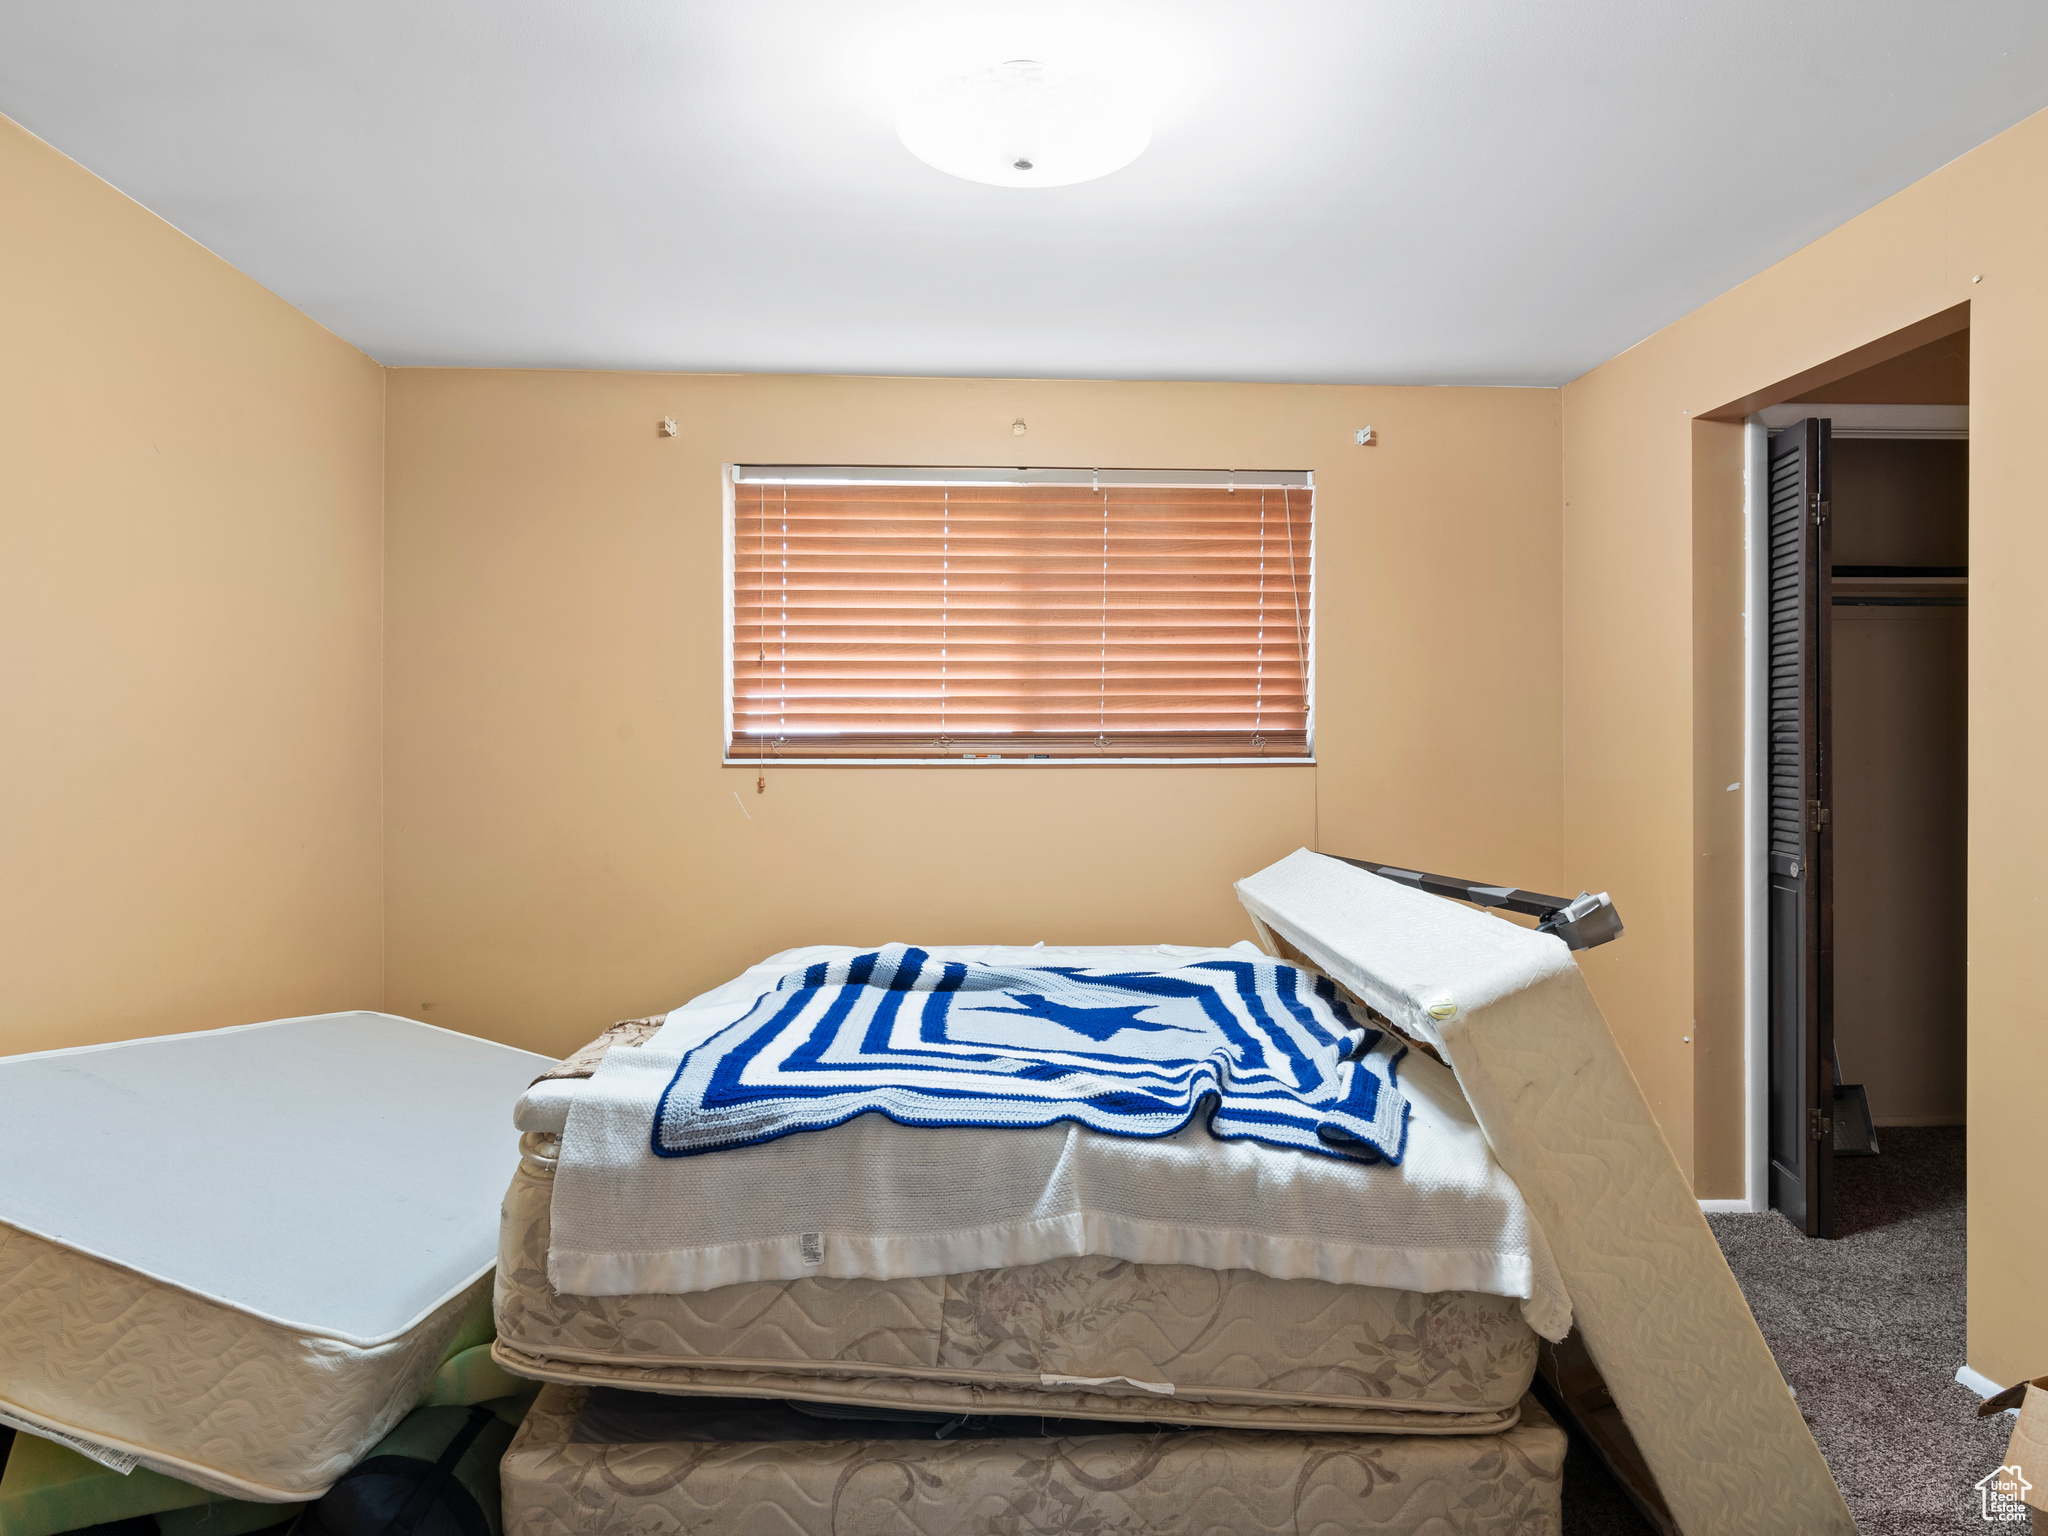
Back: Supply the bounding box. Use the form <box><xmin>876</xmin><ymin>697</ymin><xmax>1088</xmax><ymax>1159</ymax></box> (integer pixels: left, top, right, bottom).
<box><xmin>1707</xmin><ymin>1127</ymin><xmax>2017</xmax><ymax>1534</ymax></box>
<box><xmin>1548</xmin><ymin>1394</ymin><xmax>1661</xmax><ymax>1534</ymax></box>
<box><xmin>1556</xmin><ymin>1126</ymin><xmax>2015</xmax><ymax>1533</ymax></box>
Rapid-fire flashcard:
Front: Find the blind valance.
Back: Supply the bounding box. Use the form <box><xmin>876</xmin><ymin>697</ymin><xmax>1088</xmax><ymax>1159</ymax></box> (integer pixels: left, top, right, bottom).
<box><xmin>729</xmin><ymin>478</ymin><xmax>1312</xmax><ymax>761</ymax></box>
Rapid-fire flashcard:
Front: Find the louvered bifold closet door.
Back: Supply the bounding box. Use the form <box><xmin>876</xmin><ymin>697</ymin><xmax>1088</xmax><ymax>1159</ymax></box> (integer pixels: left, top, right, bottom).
<box><xmin>1766</xmin><ymin>418</ymin><xmax>1835</xmax><ymax>1237</ymax></box>
<box><xmin>730</xmin><ymin>482</ymin><xmax>1313</xmax><ymax>760</ymax></box>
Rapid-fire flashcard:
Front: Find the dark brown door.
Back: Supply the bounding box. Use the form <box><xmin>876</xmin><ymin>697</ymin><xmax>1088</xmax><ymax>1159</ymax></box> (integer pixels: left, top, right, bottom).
<box><xmin>1768</xmin><ymin>418</ymin><xmax>1836</xmax><ymax>1236</ymax></box>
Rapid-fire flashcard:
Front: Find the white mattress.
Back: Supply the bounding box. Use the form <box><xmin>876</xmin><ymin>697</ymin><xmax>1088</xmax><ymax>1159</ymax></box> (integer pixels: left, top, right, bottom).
<box><xmin>1237</xmin><ymin>850</ymin><xmax>1857</xmax><ymax>1536</ymax></box>
<box><xmin>0</xmin><ymin>1012</ymin><xmax>553</xmax><ymax>1500</ymax></box>
<box><xmin>532</xmin><ymin>943</ymin><xmax>1572</xmax><ymax>1340</ymax></box>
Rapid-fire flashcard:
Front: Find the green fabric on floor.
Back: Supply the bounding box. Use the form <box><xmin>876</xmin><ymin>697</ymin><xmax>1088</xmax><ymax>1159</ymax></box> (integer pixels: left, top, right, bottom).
<box><xmin>437</xmin><ymin>1291</ymin><xmax>498</xmax><ymax>1366</ymax></box>
<box><xmin>419</xmin><ymin>1345</ymin><xmax>538</xmax><ymax>1410</ymax></box>
<box><xmin>0</xmin><ymin>1431</ymin><xmax>294</xmax><ymax>1536</ymax></box>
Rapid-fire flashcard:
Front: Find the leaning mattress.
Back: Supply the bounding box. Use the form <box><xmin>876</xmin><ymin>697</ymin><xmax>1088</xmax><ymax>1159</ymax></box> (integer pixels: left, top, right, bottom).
<box><xmin>494</xmin><ymin>1138</ymin><xmax>1538</xmax><ymax>1435</ymax></box>
<box><xmin>0</xmin><ymin>1013</ymin><xmax>553</xmax><ymax>1501</ymax></box>
<box><xmin>1238</xmin><ymin>850</ymin><xmax>1858</xmax><ymax>1534</ymax></box>
<box><xmin>503</xmin><ymin>1382</ymin><xmax>1568</xmax><ymax>1536</ymax></box>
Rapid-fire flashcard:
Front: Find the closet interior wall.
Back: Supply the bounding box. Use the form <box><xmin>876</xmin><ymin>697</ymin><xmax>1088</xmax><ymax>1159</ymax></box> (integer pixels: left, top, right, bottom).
<box><xmin>1827</xmin><ymin>437</ymin><xmax>1967</xmax><ymax>1128</ymax></box>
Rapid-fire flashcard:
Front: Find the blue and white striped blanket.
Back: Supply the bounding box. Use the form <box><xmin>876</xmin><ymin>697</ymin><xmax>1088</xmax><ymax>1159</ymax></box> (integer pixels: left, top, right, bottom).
<box><xmin>653</xmin><ymin>945</ymin><xmax>1409</xmax><ymax>1164</ymax></box>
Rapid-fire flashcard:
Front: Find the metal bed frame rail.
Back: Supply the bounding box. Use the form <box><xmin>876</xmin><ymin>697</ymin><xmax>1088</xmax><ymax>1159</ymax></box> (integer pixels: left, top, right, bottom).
<box><xmin>1329</xmin><ymin>858</ymin><xmax>1625</xmax><ymax>952</ymax></box>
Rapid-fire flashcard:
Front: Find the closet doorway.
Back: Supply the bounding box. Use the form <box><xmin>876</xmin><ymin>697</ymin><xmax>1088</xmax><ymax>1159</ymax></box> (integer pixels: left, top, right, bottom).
<box><xmin>1756</xmin><ymin>352</ymin><xmax>1968</xmax><ymax>1238</ymax></box>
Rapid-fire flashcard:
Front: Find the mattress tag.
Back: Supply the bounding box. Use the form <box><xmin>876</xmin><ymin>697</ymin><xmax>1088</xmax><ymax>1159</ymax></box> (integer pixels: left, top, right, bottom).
<box><xmin>799</xmin><ymin>1232</ymin><xmax>824</xmax><ymax>1266</ymax></box>
<box><xmin>1040</xmin><ymin>1373</ymin><xmax>1176</xmax><ymax>1397</ymax></box>
<box><xmin>0</xmin><ymin>1410</ymin><xmax>139</xmax><ymax>1474</ymax></box>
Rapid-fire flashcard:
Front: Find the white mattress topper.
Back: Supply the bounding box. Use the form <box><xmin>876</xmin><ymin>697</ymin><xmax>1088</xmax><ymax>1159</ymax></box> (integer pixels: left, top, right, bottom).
<box><xmin>0</xmin><ymin>1012</ymin><xmax>553</xmax><ymax>1344</ymax></box>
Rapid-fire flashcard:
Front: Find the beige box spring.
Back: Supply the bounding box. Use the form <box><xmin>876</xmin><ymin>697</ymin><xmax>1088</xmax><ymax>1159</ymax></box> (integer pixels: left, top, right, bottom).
<box><xmin>503</xmin><ymin>1383</ymin><xmax>1568</xmax><ymax>1536</ymax></box>
<box><xmin>493</xmin><ymin>1150</ymin><xmax>1538</xmax><ymax>1435</ymax></box>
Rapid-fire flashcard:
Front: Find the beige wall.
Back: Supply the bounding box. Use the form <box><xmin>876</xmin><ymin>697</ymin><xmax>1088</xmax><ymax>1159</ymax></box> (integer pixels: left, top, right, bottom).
<box><xmin>0</xmin><ymin>116</ymin><xmax>386</xmax><ymax>1055</ymax></box>
<box><xmin>382</xmin><ymin>370</ymin><xmax>1565</xmax><ymax>1058</ymax></box>
<box><xmin>1563</xmin><ymin>105</ymin><xmax>2048</xmax><ymax>1384</ymax></box>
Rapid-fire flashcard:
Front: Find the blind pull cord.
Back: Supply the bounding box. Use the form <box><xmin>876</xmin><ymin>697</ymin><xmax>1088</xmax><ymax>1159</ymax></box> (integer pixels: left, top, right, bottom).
<box><xmin>1254</xmin><ymin>487</ymin><xmax>1266</xmax><ymax>752</ymax></box>
<box><xmin>778</xmin><ymin>485</ymin><xmax>789</xmax><ymax>746</ymax></box>
<box><xmin>1284</xmin><ymin>483</ymin><xmax>1307</xmax><ymax>722</ymax></box>
<box><xmin>758</xmin><ymin>482</ymin><xmax>768</xmax><ymax>792</ymax></box>
<box><xmin>1097</xmin><ymin>482</ymin><xmax>1110</xmax><ymax>750</ymax></box>
<box><xmin>940</xmin><ymin>487</ymin><xmax>948</xmax><ymax>745</ymax></box>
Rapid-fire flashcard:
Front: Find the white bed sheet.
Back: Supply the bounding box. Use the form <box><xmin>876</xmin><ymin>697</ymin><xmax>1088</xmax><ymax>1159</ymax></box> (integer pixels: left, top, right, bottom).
<box><xmin>539</xmin><ymin>943</ymin><xmax>1572</xmax><ymax>1340</ymax></box>
<box><xmin>0</xmin><ymin>1012</ymin><xmax>547</xmax><ymax>1341</ymax></box>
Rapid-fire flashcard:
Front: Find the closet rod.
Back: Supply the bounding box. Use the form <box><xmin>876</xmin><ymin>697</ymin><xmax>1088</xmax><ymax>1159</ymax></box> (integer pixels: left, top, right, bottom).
<box><xmin>1832</xmin><ymin>564</ymin><xmax>1966</xmax><ymax>578</ymax></box>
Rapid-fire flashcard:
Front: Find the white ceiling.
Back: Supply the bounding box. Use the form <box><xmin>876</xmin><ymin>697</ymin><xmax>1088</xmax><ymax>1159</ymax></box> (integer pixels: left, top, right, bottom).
<box><xmin>3</xmin><ymin>2</ymin><xmax>2045</xmax><ymax>385</ymax></box>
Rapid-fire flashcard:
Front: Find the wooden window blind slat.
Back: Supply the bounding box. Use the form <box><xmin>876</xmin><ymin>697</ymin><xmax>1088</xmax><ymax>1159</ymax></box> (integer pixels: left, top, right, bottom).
<box><xmin>729</xmin><ymin>482</ymin><xmax>1313</xmax><ymax>760</ymax></box>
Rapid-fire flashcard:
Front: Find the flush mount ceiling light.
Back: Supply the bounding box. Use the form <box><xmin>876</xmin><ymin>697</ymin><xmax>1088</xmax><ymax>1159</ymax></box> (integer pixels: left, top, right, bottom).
<box><xmin>896</xmin><ymin>58</ymin><xmax>1151</xmax><ymax>188</ymax></box>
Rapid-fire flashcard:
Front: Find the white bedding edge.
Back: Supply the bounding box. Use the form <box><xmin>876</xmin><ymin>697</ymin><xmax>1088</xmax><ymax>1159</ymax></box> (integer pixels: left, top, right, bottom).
<box><xmin>547</xmin><ymin>1205</ymin><xmax>1545</xmax><ymax>1315</ymax></box>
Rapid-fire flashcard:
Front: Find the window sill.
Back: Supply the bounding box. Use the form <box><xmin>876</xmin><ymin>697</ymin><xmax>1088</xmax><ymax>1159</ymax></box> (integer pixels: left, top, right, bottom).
<box><xmin>722</xmin><ymin>756</ymin><xmax>1316</xmax><ymax>768</ymax></box>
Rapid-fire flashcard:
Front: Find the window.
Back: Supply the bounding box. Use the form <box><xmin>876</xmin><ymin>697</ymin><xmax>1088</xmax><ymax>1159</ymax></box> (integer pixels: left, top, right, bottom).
<box><xmin>726</xmin><ymin>467</ymin><xmax>1313</xmax><ymax>763</ymax></box>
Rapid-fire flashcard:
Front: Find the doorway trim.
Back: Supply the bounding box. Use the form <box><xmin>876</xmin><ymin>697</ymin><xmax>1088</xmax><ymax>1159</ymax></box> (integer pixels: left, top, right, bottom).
<box><xmin>1756</xmin><ymin>403</ymin><xmax>1968</xmax><ymax>438</ymax></box>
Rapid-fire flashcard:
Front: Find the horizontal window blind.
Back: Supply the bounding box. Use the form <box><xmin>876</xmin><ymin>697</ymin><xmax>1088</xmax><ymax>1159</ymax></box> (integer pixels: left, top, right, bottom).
<box><xmin>730</xmin><ymin>478</ymin><xmax>1313</xmax><ymax>760</ymax></box>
